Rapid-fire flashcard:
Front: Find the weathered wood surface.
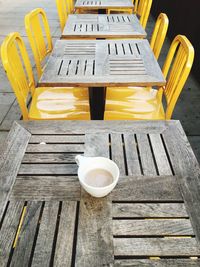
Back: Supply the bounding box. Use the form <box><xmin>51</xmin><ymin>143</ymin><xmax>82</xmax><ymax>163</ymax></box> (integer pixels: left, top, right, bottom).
<box><xmin>10</xmin><ymin>202</ymin><xmax>42</xmax><ymax>267</ymax></box>
<box><xmin>113</xmin><ymin>219</ymin><xmax>194</xmax><ymax>236</ymax></box>
<box><xmin>39</xmin><ymin>39</ymin><xmax>165</xmax><ymax>87</ymax></box>
<box><xmin>10</xmin><ymin>176</ymin><xmax>80</xmax><ymax>201</ymax></box>
<box><xmin>18</xmin><ymin>120</ymin><xmax>171</xmax><ymax>134</ymax></box>
<box><xmin>0</xmin><ymin>120</ymin><xmax>200</xmax><ymax>264</ymax></box>
<box><xmin>114</xmin><ymin>259</ymin><xmax>200</xmax><ymax>266</ymax></box>
<box><xmin>31</xmin><ymin>202</ymin><xmax>59</xmax><ymax>267</ymax></box>
<box><xmin>53</xmin><ymin>201</ymin><xmax>77</xmax><ymax>267</ymax></box>
<box><xmin>0</xmin><ymin>122</ymin><xmax>30</xmax><ymax>219</ymax></box>
<box><xmin>114</xmin><ymin>237</ymin><xmax>200</xmax><ymax>256</ymax></box>
<box><xmin>62</xmin><ymin>14</ymin><xmax>146</xmax><ymax>39</ymax></box>
<box><xmin>0</xmin><ymin>201</ymin><xmax>24</xmax><ymax>267</ymax></box>
<box><xmin>112</xmin><ymin>175</ymin><xmax>183</xmax><ymax>201</ymax></box>
<box><xmin>112</xmin><ymin>203</ymin><xmax>188</xmax><ymax>218</ymax></box>
<box><xmin>76</xmin><ymin>133</ymin><xmax>114</xmax><ymax>266</ymax></box>
<box><xmin>75</xmin><ymin>0</ymin><xmax>133</xmax><ymax>10</ymax></box>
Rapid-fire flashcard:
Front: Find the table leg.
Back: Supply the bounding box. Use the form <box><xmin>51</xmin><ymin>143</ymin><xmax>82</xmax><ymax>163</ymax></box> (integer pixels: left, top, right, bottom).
<box><xmin>98</xmin><ymin>9</ymin><xmax>106</xmax><ymax>14</ymax></box>
<box><xmin>89</xmin><ymin>87</ymin><xmax>106</xmax><ymax>120</ymax></box>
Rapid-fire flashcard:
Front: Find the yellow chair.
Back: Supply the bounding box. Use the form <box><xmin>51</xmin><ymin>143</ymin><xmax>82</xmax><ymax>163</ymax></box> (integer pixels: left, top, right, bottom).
<box><xmin>25</xmin><ymin>8</ymin><xmax>88</xmax><ymax>100</ymax></box>
<box><xmin>25</xmin><ymin>8</ymin><xmax>53</xmax><ymax>78</ymax></box>
<box><xmin>104</xmin><ymin>35</ymin><xmax>194</xmax><ymax>120</ymax></box>
<box><xmin>56</xmin><ymin>0</ymin><xmax>69</xmax><ymax>33</ymax></box>
<box><xmin>106</xmin><ymin>13</ymin><xmax>169</xmax><ymax>101</ymax></box>
<box><xmin>1</xmin><ymin>32</ymin><xmax>90</xmax><ymax>120</ymax></box>
<box><xmin>107</xmin><ymin>0</ymin><xmax>153</xmax><ymax>30</ymax></box>
<box><xmin>150</xmin><ymin>13</ymin><xmax>169</xmax><ymax>60</ymax></box>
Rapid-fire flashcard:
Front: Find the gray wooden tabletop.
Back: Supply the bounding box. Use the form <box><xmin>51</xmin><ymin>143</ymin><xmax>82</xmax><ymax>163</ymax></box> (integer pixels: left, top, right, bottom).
<box><xmin>0</xmin><ymin>120</ymin><xmax>200</xmax><ymax>266</ymax></box>
<box><xmin>39</xmin><ymin>39</ymin><xmax>165</xmax><ymax>87</ymax></box>
<box><xmin>75</xmin><ymin>0</ymin><xmax>134</xmax><ymax>10</ymax></box>
<box><xmin>62</xmin><ymin>14</ymin><xmax>147</xmax><ymax>39</ymax></box>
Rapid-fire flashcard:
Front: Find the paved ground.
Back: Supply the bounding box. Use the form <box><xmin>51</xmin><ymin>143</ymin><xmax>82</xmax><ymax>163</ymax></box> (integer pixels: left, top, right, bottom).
<box><xmin>0</xmin><ymin>0</ymin><xmax>199</xmax><ymax>162</ymax></box>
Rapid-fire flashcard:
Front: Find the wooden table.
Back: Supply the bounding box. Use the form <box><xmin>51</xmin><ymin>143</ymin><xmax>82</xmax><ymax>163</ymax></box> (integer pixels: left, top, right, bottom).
<box><xmin>39</xmin><ymin>39</ymin><xmax>165</xmax><ymax>119</ymax></box>
<box><xmin>75</xmin><ymin>0</ymin><xmax>134</xmax><ymax>14</ymax></box>
<box><xmin>61</xmin><ymin>14</ymin><xmax>147</xmax><ymax>39</ymax></box>
<box><xmin>0</xmin><ymin>120</ymin><xmax>200</xmax><ymax>266</ymax></box>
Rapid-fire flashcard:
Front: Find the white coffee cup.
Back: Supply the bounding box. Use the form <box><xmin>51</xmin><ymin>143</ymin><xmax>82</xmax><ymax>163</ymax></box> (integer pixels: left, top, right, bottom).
<box><xmin>75</xmin><ymin>155</ymin><xmax>120</xmax><ymax>198</ymax></box>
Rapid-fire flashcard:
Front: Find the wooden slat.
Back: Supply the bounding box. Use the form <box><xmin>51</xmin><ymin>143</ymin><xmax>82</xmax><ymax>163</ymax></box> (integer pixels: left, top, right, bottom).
<box><xmin>149</xmin><ymin>134</ymin><xmax>172</xmax><ymax>175</ymax></box>
<box><xmin>136</xmin><ymin>134</ymin><xmax>157</xmax><ymax>176</ymax></box>
<box><xmin>18</xmin><ymin>164</ymin><xmax>77</xmax><ymax>175</ymax></box>
<box><xmin>114</xmin><ymin>237</ymin><xmax>200</xmax><ymax>256</ymax></box>
<box><xmin>18</xmin><ymin>120</ymin><xmax>170</xmax><ymax>135</ymax></box>
<box><xmin>0</xmin><ymin>122</ymin><xmax>30</xmax><ymax>219</ymax></box>
<box><xmin>10</xmin><ymin>176</ymin><xmax>80</xmax><ymax>201</ymax></box>
<box><xmin>75</xmin><ymin>133</ymin><xmax>114</xmax><ymax>266</ymax></box>
<box><xmin>0</xmin><ymin>201</ymin><xmax>24</xmax><ymax>267</ymax></box>
<box><xmin>54</xmin><ymin>201</ymin><xmax>77</xmax><ymax>267</ymax></box>
<box><xmin>31</xmin><ymin>202</ymin><xmax>60</xmax><ymax>267</ymax></box>
<box><xmin>26</xmin><ymin>144</ymin><xmax>84</xmax><ymax>153</ymax></box>
<box><xmin>123</xmin><ymin>133</ymin><xmax>141</xmax><ymax>175</ymax></box>
<box><xmin>29</xmin><ymin>135</ymin><xmax>85</xmax><ymax>144</ymax></box>
<box><xmin>112</xmin><ymin>175</ymin><xmax>182</xmax><ymax>201</ymax></box>
<box><xmin>10</xmin><ymin>202</ymin><xmax>42</xmax><ymax>266</ymax></box>
<box><xmin>110</xmin><ymin>133</ymin><xmax>126</xmax><ymax>175</ymax></box>
<box><xmin>113</xmin><ymin>219</ymin><xmax>194</xmax><ymax>236</ymax></box>
<box><xmin>22</xmin><ymin>153</ymin><xmax>81</xmax><ymax>163</ymax></box>
<box><xmin>114</xmin><ymin>259</ymin><xmax>200</xmax><ymax>267</ymax></box>
<box><xmin>112</xmin><ymin>203</ymin><xmax>188</xmax><ymax>218</ymax></box>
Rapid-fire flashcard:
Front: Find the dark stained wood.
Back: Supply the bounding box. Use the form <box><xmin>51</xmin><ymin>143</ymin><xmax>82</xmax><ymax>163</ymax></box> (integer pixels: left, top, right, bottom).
<box><xmin>10</xmin><ymin>176</ymin><xmax>80</xmax><ymax>201</ymax></box>
<box><xmin>62</xmin><ymin>14</ymin><xmax>146</xmax><ymax>39</ymax></box>
<box><xmin>54</xmin><ymin>201</ymin><xmax>77</xmax><ymax>267</ymax></box>
<box><xmin>114</xmin><ymin>237</ymin><xmax>200</xmax><ymax>256</ymax></box>
<box><xmin>31</xmin><ymin>202</ymin><xmax>59</xmax><ymax>267</ymax></box>
<box><xmin>0</xmin><ymin>201</ymin><xmax>24</xmax><ymax>267</ymax></box>
<box><xmin>76</xmin><ymin>133</ymin><xmax>114</xmax><ymax>266</ymax></box>
<box><xmin>39</xmin><ymin>39</ymin><xmax>165</xmax><ymax>88</ymax></box>
<box><xmin>112</xmin><ymin>175</ymin><xmax>183</xmax><ymax>201</ymax></box>
<box><xmin>0</xmin><ymin>122</ymin><xmax>30</xmax><ymax>219</ymax></box>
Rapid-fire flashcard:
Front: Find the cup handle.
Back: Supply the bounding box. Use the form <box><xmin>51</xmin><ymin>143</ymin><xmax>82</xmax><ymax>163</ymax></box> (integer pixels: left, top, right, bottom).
<box><xmin>75</xmin><ymin>155</ymin><xmax>93</xmax><ymax>166</ymax></box>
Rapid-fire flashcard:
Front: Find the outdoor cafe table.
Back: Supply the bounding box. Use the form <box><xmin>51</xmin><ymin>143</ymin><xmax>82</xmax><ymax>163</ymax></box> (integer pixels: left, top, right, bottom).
<box><xmin>75</xmin><ymin>0</ymin><xmax>134</xmax><ymax>14</ymax></box>
<box><xmin>0</xmin><ymin>120</ymin><xmax>200</xmax><ymax>266</ymax></box>
<box><xmin>39</xmin><ymin>39</ymin><xmax>165</xmax><ymax>119</ymax></box>
<box><xmin>61</xmin><ymin>14</ymin><xmax>147</xmax><ymax>39</ymax></box>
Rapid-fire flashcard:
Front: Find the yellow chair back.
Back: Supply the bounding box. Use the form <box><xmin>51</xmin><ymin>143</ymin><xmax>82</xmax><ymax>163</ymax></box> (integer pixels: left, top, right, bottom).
<box><xmin>56</xmin><ymin>0</ymin><xmax>69</xmax><ymax>32</ymax></box>
<box><xmin>150</xmin><ymin>13</ymin><xmax>169</xmax><ymax>60</ymax></box>
<box><xmin>25</xmin><ymin>8</ymin><xmax>53</xmax><ymax>78</ymax></box>
<box><xmin>139</xmin><ymin>0</ymin><xmax>153</xmax><ymax>29</ymax></box>
<box><xmin>161</xmin><ymin>35</ymin><xmax>194</xmax><ymax>119</ymax></box>
<box><xmin>67</xmin><ymin>0</ymin><xmax>74</xmax><ymax>13</ymax></box>
<box><xmin>1</xmin><ymin>32</ymin><xmax>36</xmax><ymax>120</ymax></box>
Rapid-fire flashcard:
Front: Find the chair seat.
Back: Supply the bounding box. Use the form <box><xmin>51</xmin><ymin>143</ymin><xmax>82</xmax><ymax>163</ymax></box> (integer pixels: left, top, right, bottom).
<box><xmin>106</xmin><ymin>86</ymin><xmax>153</xmax><ymax>100</ymax></box>
<box><xmin>36</xmin><ymin>87</ymin><xmax>89</xmax><ymax>100</ymax></box>
<box><xmin>105</xmin><ymin>88</ymin><xmax>165</xmax><ymax>120</ymax></box>
<box><xmin>29</xmin><ymin>87</ymin><xmax>90</xmax><ymax>120</ymax></box>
